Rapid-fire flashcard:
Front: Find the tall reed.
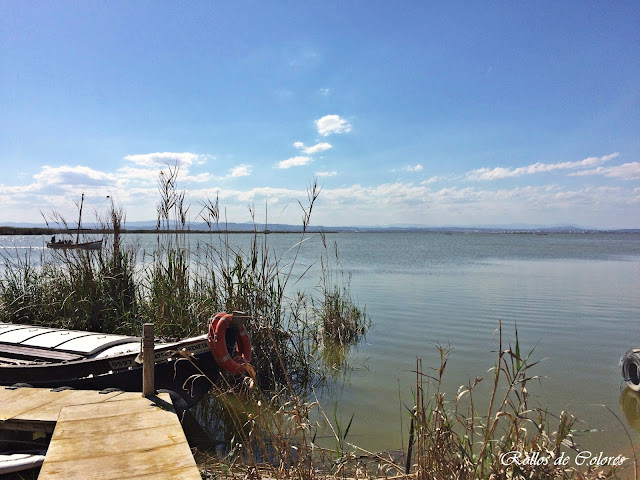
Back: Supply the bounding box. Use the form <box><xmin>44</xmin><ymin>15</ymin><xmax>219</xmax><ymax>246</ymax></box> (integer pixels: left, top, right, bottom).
<box><xmin>0</xmin><ymin>168</ymin><xmax>368</xmax><ymax>394</ymax></box>
<box><xmin>405</xmin><ymin>323</ymin><xmax>629</xmax><ymax>479</ymax></box>
<box><xmin>0</xmin><ymin>201</ymin><xmax>138</xmax><ymax>334</ymax></box>
<box><xmin>196</xmin><ymin>323</ymin><xmax>628</xmax><ymax>480</ymax></box>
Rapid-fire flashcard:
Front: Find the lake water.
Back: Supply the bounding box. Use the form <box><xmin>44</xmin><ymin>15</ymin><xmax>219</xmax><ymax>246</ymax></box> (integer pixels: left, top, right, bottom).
<box><xmin>2</xmin><ymin>231</ymin><xmax>640</xmax><ymax>458</ymax></box>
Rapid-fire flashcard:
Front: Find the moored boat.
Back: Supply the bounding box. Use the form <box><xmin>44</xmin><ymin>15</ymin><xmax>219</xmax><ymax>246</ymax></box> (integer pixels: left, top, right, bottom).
<box><xmin>0</xmin><ymin>313</ymin><xmax>251</xmax><ymax>408</ymax></box>
<box><xmin>0</xmin><ymin>453</ymin><xmax>46</xmax><ymax>475</ymax></box>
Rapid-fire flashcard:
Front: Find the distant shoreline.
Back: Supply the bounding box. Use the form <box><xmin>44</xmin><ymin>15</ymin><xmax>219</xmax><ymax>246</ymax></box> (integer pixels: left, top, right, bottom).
<box><xmin>0</xmin><ymin>226</ymin><xmax>316</xmax><ymax>235</ymax></box>
<box><xmin>1</xmin><ymin>225</ymin><xmax>638</xmax><ymax>236</ymax></box>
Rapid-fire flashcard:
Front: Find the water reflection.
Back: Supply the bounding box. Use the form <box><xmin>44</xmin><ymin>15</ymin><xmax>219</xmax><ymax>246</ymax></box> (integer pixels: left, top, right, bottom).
<box><xmin>619</xmin><ymin>387</ymin><xmax>640</xmax><ymax>432</ymax></box>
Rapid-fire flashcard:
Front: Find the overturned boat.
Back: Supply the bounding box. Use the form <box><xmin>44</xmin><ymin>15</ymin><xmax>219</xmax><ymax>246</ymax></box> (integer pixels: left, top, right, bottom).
<box><xmin>0</xmin><ymin>313</ymin><xmax>251</xmax><ymax>408</ymax></box>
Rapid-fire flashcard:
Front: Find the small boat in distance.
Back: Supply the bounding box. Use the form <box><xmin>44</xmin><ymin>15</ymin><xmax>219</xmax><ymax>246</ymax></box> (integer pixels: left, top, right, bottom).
<box><xmin>46</xmin><ymin>193</ymin><xmax>103</xmax><ymax>251</ymax></box>
<box><xmin>46</xmin><ymin>238</ymin><xmax>103</xmax><ymax>250</ymax></box>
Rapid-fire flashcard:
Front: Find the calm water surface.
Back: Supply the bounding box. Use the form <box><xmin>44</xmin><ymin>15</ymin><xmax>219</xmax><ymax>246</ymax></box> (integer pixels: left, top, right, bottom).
<box><xmin>2</xmin><ymin>232</ymin><xmax>640</xmax><ymax>456</ymax></box>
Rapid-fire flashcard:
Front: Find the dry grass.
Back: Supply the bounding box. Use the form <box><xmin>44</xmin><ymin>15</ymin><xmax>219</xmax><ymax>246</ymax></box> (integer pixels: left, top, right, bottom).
<box><xmin>192</xmin><ymin>323</ymin><xmax>632</xmax><ymax>480</ymax></box>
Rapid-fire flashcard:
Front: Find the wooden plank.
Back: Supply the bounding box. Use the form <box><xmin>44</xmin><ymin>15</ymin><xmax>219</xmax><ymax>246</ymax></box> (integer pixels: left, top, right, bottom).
<box><xmin>0</xmin><ymin>343</ymin><xmax>83</xmax><ymax>362</ymax></box>
<box><xmin>38</xmin><ymin>448</ymin><xmax>199</xmax><ymax>480</ymax></box>
<box><xmin>13</xmin><ymin>390</ymin><xmax>126</xmax><ymax>421</ymax></box>
<box><xmin>0</xmin><ymin>387</ymin><xmax>125</xmax><ymax>432</ymax></box>
<box><xmin>142</xmin><ymin>323</ymin><xmax>155</xmax><ymax>397</ymax></box>
<box><xmin>49</xmin><ymin>407</ymin><xmax>176</xmax><ymax>438</ymax></box>
<box><xmin>0</xmin><ymin>388</ymin><xmax>74</xmax><ymax>421</ymax></box>
<box><xmin>38</xmin><ymin>393</ymin><xmax>201</xmax><ymax>480</ymax></box>
<box><xmin>45</xmin><ymin>395</ymin><xmax>176</xmax><ymax>422</ymax></box>
<box><xmin>103</xmin><ymin>391</ymin><xmax>147</xmax><ymax>402</ymax></box>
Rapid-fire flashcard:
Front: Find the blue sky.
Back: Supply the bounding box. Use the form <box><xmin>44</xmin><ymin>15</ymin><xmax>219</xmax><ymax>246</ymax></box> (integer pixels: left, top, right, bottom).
<box><xmin>1</xmin><ymin>2</ymin><xmax>639</xmax><ymax>228</ymax></box>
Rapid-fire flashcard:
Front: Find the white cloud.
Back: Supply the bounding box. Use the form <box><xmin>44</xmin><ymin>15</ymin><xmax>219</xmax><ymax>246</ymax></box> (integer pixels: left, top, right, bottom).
<box><xmin>34</xmin><ymin>165</ymin><xmax>116</xmax><ymax>187</ymax></box>
<box><xmin>117</xmin><ymin>165</ymin><xmax>210</xmax><ymax>185</ymax></box>
<box><xmin>123</xmin><ymin>152</ymin><xmax>203</xmax><ymax>168</ymax></box>
<box><xmin>2</xmin><ymin>167</ymin><xmax>639</xmax><ymax>228</ymax></box>
<box><xmin>404</xmin><ymin>164</ymin><xmax>423</xmax><ymax>172</ymax></box>
<box><xmin>116</xmin><ymin>166</ymin><xmax>160</xmax><ymax>184</ymax></box>
<box><xmin>422</xmin><ymin>176</ymin><xmax>444</xmax><ymax>184</ymax></box>
<box><xmin>319</xmin><ymin>88</ymin><xmax>330</xmax><ymax>96</ymax></box>
<box><xmin>315</xmin><ymin>170</ymin><xmax>337</xmax><ymax>177</ymax></box>
<box><xmin>278</xmin><ymin>156</ymin><xmax>312</xmax><ymax>169</ymax></box>
<box><xmin>294</xmin><ymin>142</ymin><xmax>333</xmax><ymax>155</ymax></box>
<box><xmin>315</xmin><ymin>115</ymin><xmax>352</xmax><ymax>136</ymax></box>
<box><xmin>571</xmin><ymin>162</ymin><xmax>640</xmax><ymax>180</ymax></box>
<box><xmin>466</xmin><ymin>153</ymin><xmax>619</xmax><ymax>181</ymax></box>
<box><xmin>310</xmin><ymin>182</ymin><xmax>640</xmax><ymax>227</ymax></box>
<box><xmin>2</xmin><ymin>147</ymin><xmax>638</xmax><ymax>228</ymax></box>
<box><xmin>230</xmin><ymin>164</ymin><xmax>252</xmax><ymax>177</ymax></box>
<box><xmin>181</xmin><ymin>172</ymin><xmax>213</xmax><ymax>183</ymax></box>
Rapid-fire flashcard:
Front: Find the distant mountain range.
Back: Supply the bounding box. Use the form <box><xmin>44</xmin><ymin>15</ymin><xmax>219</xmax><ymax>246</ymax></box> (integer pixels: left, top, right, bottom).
<box><xmin>1</xmin><ymin>220</ymin><xmax>638</xmax><ymax>234</ymax></box>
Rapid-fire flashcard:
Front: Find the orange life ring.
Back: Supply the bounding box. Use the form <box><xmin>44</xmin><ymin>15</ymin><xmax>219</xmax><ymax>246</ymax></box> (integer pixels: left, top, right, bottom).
<box><xmin>207</xmin><ymin>312</ymin><xmax>251</xmax><ymax>375</ymax></box>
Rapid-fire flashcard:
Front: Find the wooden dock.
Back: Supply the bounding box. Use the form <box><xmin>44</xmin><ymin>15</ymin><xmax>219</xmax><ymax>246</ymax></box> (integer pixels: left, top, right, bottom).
<box><xmin>0</xmin><ymin>386</ymin><xmax>201</xmax><ymax>479</ymax></box>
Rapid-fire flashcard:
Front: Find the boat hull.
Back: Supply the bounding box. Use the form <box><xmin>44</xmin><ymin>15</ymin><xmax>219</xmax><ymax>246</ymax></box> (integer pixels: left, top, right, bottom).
<box><xmin>2</xmin><ymin>349</ymin><xmax>220</xmax><ymax>408</ymax></box>
<box><xmin>0</xmin><ymin>323</ymin><xmax>222</xmax><ymax>408</ymax></box>
<box><xmin>46</xmin><ymin>240</ymin><xmax>103</xmax><ymax>250</ymax></box>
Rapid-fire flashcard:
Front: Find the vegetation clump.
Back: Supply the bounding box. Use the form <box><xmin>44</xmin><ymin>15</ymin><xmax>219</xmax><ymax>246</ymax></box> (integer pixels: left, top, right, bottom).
<box><xmin>0</xmin><ymin>168</ymin><xmax>367</xmax><ymax>393</ymax></box>
<box><xmin>194</xmin><ymin>323</ymin><xmax>628</xmax><ymax>479</ymax></box>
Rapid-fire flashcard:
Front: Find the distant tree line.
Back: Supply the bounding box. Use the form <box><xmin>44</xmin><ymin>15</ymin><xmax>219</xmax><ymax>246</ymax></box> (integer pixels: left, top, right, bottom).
<box><xmin>0</xmin><ymin>226</ymin><xmax>116</xmax><ymax>235</ymax></box>
<box><xmin>0</xmin><ymin>226</ymin><xmax>61</xmax><ymax>235</ymax></box>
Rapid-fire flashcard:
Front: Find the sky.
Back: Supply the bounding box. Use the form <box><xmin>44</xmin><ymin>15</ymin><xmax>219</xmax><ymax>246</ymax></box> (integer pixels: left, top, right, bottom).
<box><xmin>1</xmin><ymin>2</ymin><xmax>639</xmax><ymax>229</ymax></box>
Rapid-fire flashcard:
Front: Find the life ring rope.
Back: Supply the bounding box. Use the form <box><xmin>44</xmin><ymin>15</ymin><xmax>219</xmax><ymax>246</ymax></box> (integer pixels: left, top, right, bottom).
<box><xmin>207</xmin><ymin>312</ymin><xmax>252</xmax><ymax>375</ymax></box>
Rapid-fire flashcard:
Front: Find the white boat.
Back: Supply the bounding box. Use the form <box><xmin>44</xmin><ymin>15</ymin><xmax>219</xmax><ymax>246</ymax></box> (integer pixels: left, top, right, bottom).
<box><xmin>0</xmin><ymin>314</ymin><xmax>251</xmax><ymax>408</ymax></box>
<box><xmin>0</xmin><ymin>452</ymin><xmax>46</xmax><ymax>475</ymax></box>
<box><xmin>46</xmin><ymin>239</ymin><xmax>103</xmax><ymax>250</ymax></box>
<box><xmin>46</xmin><ymin>193</ymin><xmax>103</xmax><ymax>251</ymax></box>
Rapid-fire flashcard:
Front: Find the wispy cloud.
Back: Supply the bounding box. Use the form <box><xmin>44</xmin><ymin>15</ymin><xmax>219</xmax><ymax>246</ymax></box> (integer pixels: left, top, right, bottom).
<box><xmin>229</xmin><ymin>164</ymin><xmax>252</xmax><ymax>177</ymax></box>
<box><xmin>293</xmin><ymin>141</ymin><xmax>332</xmax><ymax>155</ymax></box>
<box><xmin>422</xmin><ymin>176</ymin><xmax>447</xmax><ymax>184</ymax></box>
<box><xmin>315</xmin><ymin>170</ymin><xmax>337</xmax><ymax>177</ymax></box>
<box><xmin>571</xmin><ymin>162</ymin><xmax>640</xmax><ymax>180</ymax></box>
<box><xmin>404</xmin><ymin>164</ymin><xmax>423</xmax><ymax>172</ymax></box>
<box><xmin>278</xmin><ymin>156</ymin><xmax>312</xmax><ymax>169</ymax></box>
<box><xmin>118</xmin><ymin>151</ymin><xmax>219</xmax><ymax>185</ymax></box>
<box><xmin>466</xmin><ymin>153</ymin><xmax>619</xmax><ymax>181</ymax></box>
<box><xmin>316</xmin><ymin>114</ymin><xmax>352</xmax><ymax>136</ymax></box>
<box><xmin>181</xmin><ymin>173</ymin><xmax>213</xmax><ymax>183</ymax></box>
<box><xmin>123</xmin><ymin>152</ymin><xmax>205</xmax><ymax>168</ymax></box>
